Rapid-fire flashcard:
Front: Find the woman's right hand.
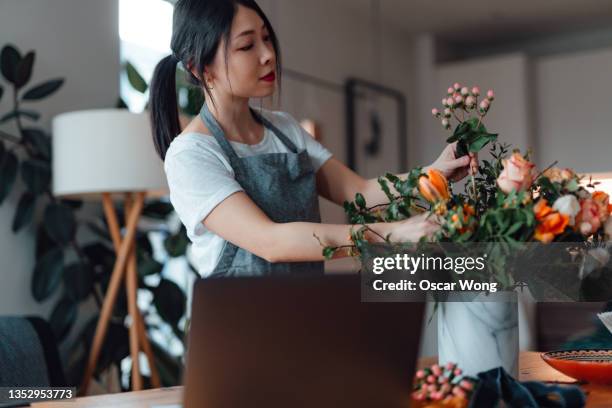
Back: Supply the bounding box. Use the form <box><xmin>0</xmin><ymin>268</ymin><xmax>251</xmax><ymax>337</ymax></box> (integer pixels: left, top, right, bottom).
<box><xmin>388</xmin><ymin>212</ymin><xmax>442</xmax><ymax>243</ymax></box>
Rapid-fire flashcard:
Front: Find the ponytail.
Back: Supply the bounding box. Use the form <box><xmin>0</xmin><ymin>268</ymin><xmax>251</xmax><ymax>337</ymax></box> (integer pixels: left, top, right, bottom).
<box><xmin>149</xmin><ymin>55</ymin><xmax>181</xmax><ymax>161</ymax></box>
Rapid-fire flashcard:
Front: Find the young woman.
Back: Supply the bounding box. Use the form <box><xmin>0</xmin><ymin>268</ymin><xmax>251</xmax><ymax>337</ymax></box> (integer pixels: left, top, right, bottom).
<box><xmin>150</xmin><ymin>0</ymin><xmax>477</xmax><ymax>278</ymax></box>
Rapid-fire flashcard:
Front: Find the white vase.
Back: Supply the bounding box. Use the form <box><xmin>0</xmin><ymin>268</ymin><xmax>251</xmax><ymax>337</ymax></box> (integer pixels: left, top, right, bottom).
<box><xmin>437</xmin><ymin>292</ymin><xmax>519</xmax><ymax>377</ymax></box>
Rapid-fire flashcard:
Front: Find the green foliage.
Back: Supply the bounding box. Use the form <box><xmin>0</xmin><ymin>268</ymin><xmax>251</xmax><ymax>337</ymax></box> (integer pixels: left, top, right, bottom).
<box><xmin>0</xmin><ymin>44</ymin><xmax>193</xmax><ymax>390</ymax></box>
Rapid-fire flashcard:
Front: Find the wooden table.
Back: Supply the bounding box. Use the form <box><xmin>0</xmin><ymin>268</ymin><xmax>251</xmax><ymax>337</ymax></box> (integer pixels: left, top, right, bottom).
<box><xmin>33</xmin><ymin>352</ymin><xmax>612</xmax><ymax>407</ymax></box>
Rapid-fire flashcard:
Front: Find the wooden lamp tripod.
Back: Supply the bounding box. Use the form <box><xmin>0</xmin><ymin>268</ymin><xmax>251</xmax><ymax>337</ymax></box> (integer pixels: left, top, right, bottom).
<box><xmin>51</xmin><ymin>110</ymin><xmax>169</xmax><ymax>395</ymax></box>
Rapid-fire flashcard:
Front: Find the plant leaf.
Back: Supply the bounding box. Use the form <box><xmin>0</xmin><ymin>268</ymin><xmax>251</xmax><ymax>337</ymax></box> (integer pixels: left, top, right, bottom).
<box><xmin>0</xmin><ymin>151</ymin><xmax>18</xmax><ymax>205</ymax></box>
<box><xmin>126</xmin><ymin>61</ymin><xmax>148</xmax><ymax>93</ymax></box>
<box><xmin>153</xmin><ymin>279</ymin><xmax>185</xmax><ymax>327</ymax></box>
<box><xmin>22</xmin><ymin>128</ymin><xmax>51</xmax><ymax>159</ymax></box>
<box><xmin>32</xmin><ymin>247</ymin><xmax>64</xmax><ymax>302</ymax></box>
<box><xmin>355</xmin><ymin>193</ymin><xmax>366</xmax><ymax>209</ymax></box>
<box><xmin>164</xmin><ymin>226</ymin><xmax>188</xmax><ymax>257</ymax></box>
<box><xmin>63</xmin><ymin>262</ymin><xmax>95</xmax><ymax>301</ymax></box>
<box><xmin>22</xmin><ymin>78</ymin><xmax>64</xmax><ymax>100</ymax></box>
<box><xmin>0</xmin><ymin>45</ymin><xmax>21</xmax><ymax>83</ymax></box>
<box><xmin>12</xmin><ymin>192</ymin><xmax>36</xmax><ymax>232</ymax></box>
<box><xmin>14</xmin><ymin>51</ymin><xmax>35</xmax><ymax>89</ymax></box>
<box><xmin>0</xmin><ymin>109</ymin><xmax>40</xmax><ymax>123</ymax></box>
<box><xmin>44</xmin><ymin>203</ymin><xmax>77</xmax><ymax>245</ymax></box>
<box><xmin>49</xmin><ymin>296</ymin><xmax>78</xmax><ymax>341</ymax></box>
<box><xmin>142</xmin><ymin>200</ymin><xmax>174</xmax><ymax>219</ymax></box>
<box><xmin>21</xmin><ymin>158</ymin><xmax>51</xmax><ymax>195</ymax></box>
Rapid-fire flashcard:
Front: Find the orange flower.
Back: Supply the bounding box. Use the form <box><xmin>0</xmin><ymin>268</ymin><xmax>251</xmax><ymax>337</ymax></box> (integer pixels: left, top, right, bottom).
<box><xmin>534</xmin><ymin>213</ymin><xmax>569</xmax><ymax>243</ymax></box>
<box><xmin>534</xmin><ymin>199</ymin><xmax>553</xmax><ymax>221</ymax></box>
<box><xmin>419</xmin><ymin>169</ymin><xmax>450</xmax><ymax>203</ymax></box>
<box><xmin>534</xmin><ymin>199</ymin><xmax>569</xmax><ymax>243</ymax></box>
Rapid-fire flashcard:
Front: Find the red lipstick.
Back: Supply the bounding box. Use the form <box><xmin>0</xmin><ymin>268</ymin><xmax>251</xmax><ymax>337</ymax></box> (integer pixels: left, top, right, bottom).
<box><xmin>261</xmin><ymin>72</ymin><xmax>276</xmax><ymax>82</ymax></box>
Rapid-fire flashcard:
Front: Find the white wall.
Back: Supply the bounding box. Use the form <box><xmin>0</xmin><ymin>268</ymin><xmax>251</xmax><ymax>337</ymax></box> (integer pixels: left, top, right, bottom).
<box><xmin>0</xmin><ymin>0</ymin><xmax>120</xmax><ymax>317</ymax></box>
<box><xmin>535</xmin><ymin>47</ymin><xmax>612</xmax><ymax>173</ymax></box>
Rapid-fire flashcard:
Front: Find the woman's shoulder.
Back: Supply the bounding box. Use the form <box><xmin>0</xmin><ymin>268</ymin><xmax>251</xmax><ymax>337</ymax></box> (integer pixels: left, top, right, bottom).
<box><xmin>164</xmin><ymin>131</ymin><xmax>229</xmax><ymax>170</ymax></box>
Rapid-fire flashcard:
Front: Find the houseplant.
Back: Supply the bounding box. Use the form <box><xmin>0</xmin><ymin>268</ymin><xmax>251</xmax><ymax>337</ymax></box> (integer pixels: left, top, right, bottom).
<box><xmin>0</xmin><ymin>44</ymin><xmax>194</xmax><ymax>390</ymax></box>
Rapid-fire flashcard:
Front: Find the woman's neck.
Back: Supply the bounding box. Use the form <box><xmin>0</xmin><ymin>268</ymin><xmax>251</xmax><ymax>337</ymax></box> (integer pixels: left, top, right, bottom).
<box><xmin>205</xmin><ymin>95</ymin><xmax>263</xmax><ymax>144</ymax></box>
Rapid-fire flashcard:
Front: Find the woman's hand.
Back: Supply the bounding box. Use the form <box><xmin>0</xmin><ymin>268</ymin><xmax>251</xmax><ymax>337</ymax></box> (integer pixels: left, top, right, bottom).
<box><xmin>427</xmin><ymin>141</ymin><xmax>478</xmax><ymax>182</ymax></box>
<box><xmin>387</xmin><ymin>212</ymin><xmax>442</xmax><ymax>243</ymax></box>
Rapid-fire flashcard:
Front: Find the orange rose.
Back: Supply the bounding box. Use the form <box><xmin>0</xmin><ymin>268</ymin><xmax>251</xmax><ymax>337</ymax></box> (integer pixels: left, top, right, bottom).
<box><xmin>497</xmin><ymin>152</ymin><xmax>536</xmax><ymax>194</ymax></box>
<box><xmin>419</xmin><ymin>169</ymin><xmax>450</xmax><ymax>203</ymax></box>
<box><xmin>534</xmin><ymin>199</ymin><xmax>553</xmax><ymax>221</ymax></box>
<box><xmin>533</xmin><ymin>199</ymin><xmax>569</xmax><ymax>243</ymax></box>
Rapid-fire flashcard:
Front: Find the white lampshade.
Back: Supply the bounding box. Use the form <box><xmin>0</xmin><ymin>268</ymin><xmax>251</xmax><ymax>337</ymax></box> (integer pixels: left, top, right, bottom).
<box><xmin>52</xmin><ymin>109</ymin><xmax>168</xmax><ymax>200</ymax></box>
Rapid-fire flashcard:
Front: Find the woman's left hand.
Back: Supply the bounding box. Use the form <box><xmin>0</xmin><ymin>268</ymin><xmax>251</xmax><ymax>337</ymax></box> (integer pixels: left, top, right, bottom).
<box><xmin>427</xmin><ymin>141</ymin><xmax>478</xmax><ymax>182</ymax></box>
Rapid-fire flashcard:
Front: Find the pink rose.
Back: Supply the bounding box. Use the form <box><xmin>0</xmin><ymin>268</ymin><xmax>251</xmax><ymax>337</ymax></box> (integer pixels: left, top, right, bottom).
<box><xmin>576</xmin><ymin>198</ymin><xmax>602</xmax><ymax>235</ymax></box>
<box><xmin>497</xmin><ymin>153</ymin><xmax>536</xmax><ymax>194</ymax></box>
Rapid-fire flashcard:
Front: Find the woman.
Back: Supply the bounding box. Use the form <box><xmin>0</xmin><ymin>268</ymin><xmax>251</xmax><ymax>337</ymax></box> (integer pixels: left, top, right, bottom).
<box><xmin>150</xmin><ymin>0</ymin><xmax>476</xmax><ymax>278</ymax></box>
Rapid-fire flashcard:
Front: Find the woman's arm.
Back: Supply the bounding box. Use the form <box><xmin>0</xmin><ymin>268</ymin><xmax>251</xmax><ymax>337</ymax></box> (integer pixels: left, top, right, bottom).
<box><xmin>316</xmin><ymin>142</ymin><xmax>477</xmax><ymax>207</ymax></box>
<box><xmin>203</xmin><ymin>191</ymin><xmax>438</xmax><ymax>263</ymax></box>
<box><xmin>316</xmin><ymin>158</ymin><xmax>402</xmax><ymax>207</ymax></box>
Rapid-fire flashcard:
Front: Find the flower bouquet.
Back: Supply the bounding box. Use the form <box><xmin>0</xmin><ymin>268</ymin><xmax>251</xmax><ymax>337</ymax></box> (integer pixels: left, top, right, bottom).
<box><xmin>324</xmin><ymin>82</ymin><xmax>612</xmax><ymax>301</ymax></box>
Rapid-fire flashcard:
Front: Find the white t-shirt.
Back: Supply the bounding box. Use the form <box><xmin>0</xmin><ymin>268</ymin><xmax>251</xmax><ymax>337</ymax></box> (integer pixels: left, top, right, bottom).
<box><xmin>164</xmin><ymin>109</ymin><xmax>333</xmax><ymax>277</ymax></box>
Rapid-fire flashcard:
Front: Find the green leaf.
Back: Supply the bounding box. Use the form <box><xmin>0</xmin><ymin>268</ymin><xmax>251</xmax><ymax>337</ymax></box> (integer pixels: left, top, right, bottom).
<box><xmin>138</xmin><ymin>256</ymin><xmax>164</xmax><ymax>277</ymax></box>
<box><xmin>386</xmin><ymin>201</ymin><xmax>400</xmax><ymax>220</ymax></box>
<box><xmin>377</xmin><ymin>178</ymin><xmax>394</xmax><ymax>201</ymax></box>
<box><xmin>153</xmin><ymin>279</ymin><xmax>186</xmax><ymax>327</ymax></box>
<box><xmin>164</xmin><ymin>226</ymin><xmax>189</xmax><ymax>257</ymax></box>
<box><xmin>12</xmin><ymin>192</ymin><xmax>36</xmax><ymax>232</ymax></box>
<box><xmin>32</xmin><ymin>247</ymin><xmax>64</xmax><ymax>302</ymax></box>
<box><xmin>14</xmin><ymin>51</ymin><xmax>35</xmax><ymax>89</ymax></box>
<box><xmin>63</xmin><ymin>262</ymin><xmax>95</xmax><ymax>301</ymax></box>
<box><xmin>21</xmin><ymin>158</ymin><xmax>51</xmax><ymax>195</ymax></box>
<box><xmin>44</xmin><ymin>203</ymin><xmax>76</xmax><ymax>245</ymax></box>
<box><xmin>22</xmin><ymin>128</ymin><xmax>51</xmax><ymax>159</ymax></box>
<box><xmin>60</xmin><ymin>199</ymin><xmax>83</xmax><ymax>210</ymax></box>
<box><xmin>0</xmin><ymin>44</ymin><xmax>21</xmax><ymax>83</ymax></box>
<box><xmin>21</xmin><ymin>78</ymin><xmax>64</xmax><ymax>100</ymax></box>
<box><xmin>49</xmin><ymin>296</ymin><xmax>78</xmax><ymax>341</ymax></box>
<box><xmin>82</xmin><ymin>242</ymin><xmax>116</xmax><ymax>274</ymax></box>
<box><xmin>505</xmin><ymin>222</ymin><xmax>523</xmax><ymax>237</ymax></box>
<box><xmin>126</xmin><ymin>61</ymin><xmax>148</xmax><ymax>93</ymax></box>
<box><xmin>0</xmin><ymin>151</ymin><xmax>18</xmax><ymax>205</ymax></box>
<box><xmin>355</xmin><ymin>193</ymin><xmax>366</xmax><ymax>209</ymax></box>
<box><xmin>469</xmin><ymin>134</ymin><xmax>496</xmax><ymax>153</ymax></box>
<box><xmin>142</xmin><ymin>200</ymin><xmax>175</xmax><ymax>219</ymax></box>
<box><xmin>323</xmin><ymin>247</ymin><xmax>335</xmax><ymax>260</ymax></box>
<box><xmin>0</xmin><ymin>109</ymin><xmax>40</xmax><ymax>123</ymax></box>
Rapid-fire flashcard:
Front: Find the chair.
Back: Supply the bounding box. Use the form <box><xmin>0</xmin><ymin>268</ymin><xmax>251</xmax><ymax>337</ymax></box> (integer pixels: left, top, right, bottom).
<box><xmin>0</xmin><ymin>317</ymin><xmax>66</xmax><ymax>387</ymax></box>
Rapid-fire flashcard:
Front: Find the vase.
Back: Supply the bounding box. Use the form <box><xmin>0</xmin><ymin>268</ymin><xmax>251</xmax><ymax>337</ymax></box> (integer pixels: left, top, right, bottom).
<box><xmin>437</xmin><ymin>292</ymin><xmax>519</xmax><ymax>378</ymax></box>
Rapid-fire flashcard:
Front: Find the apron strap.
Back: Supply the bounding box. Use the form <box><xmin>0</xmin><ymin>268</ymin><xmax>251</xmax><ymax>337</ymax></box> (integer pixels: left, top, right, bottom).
<box><xmin>199</xmin><ymin>103</ymin><xmax>301</xmax><ymax>165</ymax></box>
<box><xmin>199</xmin><ymin>102</ymin><xmax>242</xmax><ymax>167</ymax></box>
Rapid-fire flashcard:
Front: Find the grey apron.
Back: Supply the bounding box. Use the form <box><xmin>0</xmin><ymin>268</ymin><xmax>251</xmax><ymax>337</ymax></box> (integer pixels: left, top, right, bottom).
<box><xmin>200</xmin><ymin>103</ymin><xmax>325</xmax><ymax>278</ymax></box>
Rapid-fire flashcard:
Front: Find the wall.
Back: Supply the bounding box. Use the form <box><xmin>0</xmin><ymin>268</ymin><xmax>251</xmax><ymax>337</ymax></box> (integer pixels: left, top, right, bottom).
<box><xmin>535</xmin><ymin>47</ymin><xmax>612</xmax><ymax>173</ymax></box>
<box><xmin>0</xmin><ymin>0</ymin><xmax>119</xmax><ymax>327</ymax></box>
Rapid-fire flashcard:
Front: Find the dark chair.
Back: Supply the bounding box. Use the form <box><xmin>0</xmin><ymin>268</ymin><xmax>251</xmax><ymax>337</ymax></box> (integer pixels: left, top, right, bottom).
<box><xmin>0</xmin><ymin>316</ymin><xmax>66</xmax><ymax>387</ymax></box>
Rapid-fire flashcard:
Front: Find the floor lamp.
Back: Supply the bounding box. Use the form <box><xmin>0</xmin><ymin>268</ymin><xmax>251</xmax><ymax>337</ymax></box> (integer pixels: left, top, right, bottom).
<box><xmin>52</xmin><ymin>109</ymin><xmax>169</xmax><ymax>395</ymax></box>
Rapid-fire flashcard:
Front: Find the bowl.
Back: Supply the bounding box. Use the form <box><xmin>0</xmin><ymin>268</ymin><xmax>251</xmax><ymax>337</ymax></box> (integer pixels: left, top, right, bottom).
<box><xmin>542</xmin><ymin>349</ymin><xmax>612</xmax><ymax>385</ymax></box>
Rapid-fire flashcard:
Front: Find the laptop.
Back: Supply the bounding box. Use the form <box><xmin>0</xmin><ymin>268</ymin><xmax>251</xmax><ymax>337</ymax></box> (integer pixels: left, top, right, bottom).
<box><xmin>183</xmin><ymin>274</ymin><xmax>425</xmax><ymax>408</ymax></box>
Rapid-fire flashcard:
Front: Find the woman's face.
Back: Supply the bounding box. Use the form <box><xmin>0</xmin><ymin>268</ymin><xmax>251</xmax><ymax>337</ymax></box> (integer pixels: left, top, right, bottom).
<box><xmin>207</xmin><ymin>5</ymin><xmax>277</xmax><ymax>99</ymax></box>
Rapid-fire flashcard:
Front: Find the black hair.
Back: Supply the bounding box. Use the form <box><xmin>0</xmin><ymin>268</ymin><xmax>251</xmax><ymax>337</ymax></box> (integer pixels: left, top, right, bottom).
<box><xmin>149</xmin><ymin>0</ymin><xmax>282</xmax><ymax>160</ymax></box>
